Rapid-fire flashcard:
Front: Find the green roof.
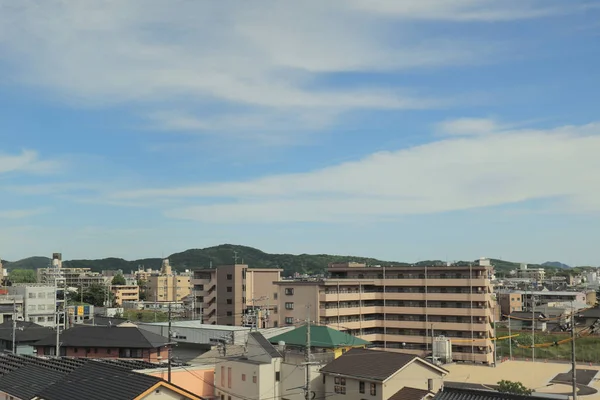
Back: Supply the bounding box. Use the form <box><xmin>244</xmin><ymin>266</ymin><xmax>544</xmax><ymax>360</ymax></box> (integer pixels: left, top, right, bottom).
<box><xmin>268</xmin><ymin>325</ymin><xmax>370</xmax><ymax>349</ymax></box>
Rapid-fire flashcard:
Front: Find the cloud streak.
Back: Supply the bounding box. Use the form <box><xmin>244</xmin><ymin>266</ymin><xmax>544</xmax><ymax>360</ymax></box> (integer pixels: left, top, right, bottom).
<box><xmin>0</xmin><ymin>150</ymin><xmax>60</xmax><ymax>175</ymax></box>
<box><xmin>98</xmin><ymin>119</ymin><xmax>600</xmax><ymax>223</ymax></box>
<box><xmin>0</xmin><ymin>0</ymin><xmax>584</xmax><ymax>142</ymax></box>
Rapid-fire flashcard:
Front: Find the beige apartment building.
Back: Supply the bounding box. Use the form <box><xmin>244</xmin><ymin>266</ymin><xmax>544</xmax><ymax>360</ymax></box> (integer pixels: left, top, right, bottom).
<box><xmin>192</xmin><ymin>264</ymin><xmax>282</xmax><ymax>326</ymax></box>
<box><xmin>145</xmin><ymin>259</ymin><xmax>192</xmax><ymax>303</ymax></box>
<box><xmin>111</xmin><ymin>285</ymin><xmax>140</xmax><ymax>306</ymax></box>
<box><xmin>275</xmin><ymin>262</ymin><xmax>496</xmax><ymax>364</ymax></box>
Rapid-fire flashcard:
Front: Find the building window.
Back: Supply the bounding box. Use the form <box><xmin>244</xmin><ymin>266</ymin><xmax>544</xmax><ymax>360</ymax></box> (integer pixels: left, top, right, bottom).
<box><xmin>359</xmin><ymin>381</ymin><xmax>365</xmax><ymax>393</ymax></box>
<box><xmin>334</xmin><ymin>377</ymin><xmax>346</xmax><ymax>385</ymax></box>
<box><xmin>285</xmin><ymin>317</ymin><xmax>294</xmax><ymax>324</ymax></box>
<box><xmin>275</xmin><ymin>371</ymin><xmax>281</xmax><ymax>381</ymax></box>
<box><xmin>285</xmin><ymin>288</ymin><xmax>294</xmax><ymax>295</ymax></box>
<box><xmin>273</xmin><ymin>306</ymin><xmax>278</xmax><ymax>314</ymax></box>
<box><xmin>242</xmin><ymin>374</ymin><xmax>246</xmax><ymax>381</ymax></box>
<box><xmin>221</xmin><ymin>367</ymin><xmax>225</xmax><ymax>387</ymax></box>
<box><xmin>227</xmin><ymin>287</ymin><xmax>232</xmax><ymax>292</ymax></box>
<box><xmin>274</xmin><ymin>293</ymin><xmax>278</xmax><ymax>300</ymax></box>
<box><xmin>285</xmin><ymin>302</ymin><xmax>294</xmax><ymax>310</ymax></box>
<box><xmin>73</xmin><ymin>348</ymin><xmax>78</xmax><ymax>353</ymax></box>
<box><xmin>227</xmin><ymin>274</ymin><xmax>233</xmax><ymax>280</ymax></box>
<box><xmin>370</xmin><ymin>383</ymin><xmax>376</xmax><ymax>396</ymax></box>
<box><xmin>334</xmin><ymin>386</ymin><xmax>346</xmax><ymax>394</ymax></box>
<box><xmin>227</xmin><ymin>311</ymin><xmax>233</xmax><ymax>316</ymax></box>
<box><xmin>253</xmin><ymin>376</ymin><xmax>257</xmax><ymax>384</ymax></box>
<box><xmin>227</xmin><ymin>299</ymin><xmax>232</xmax><ymax>305</ymax></box>
<box><xmin>228</xmin><ymin>367</ymin><xmax>232</xmax><ymax>388</ymax></box>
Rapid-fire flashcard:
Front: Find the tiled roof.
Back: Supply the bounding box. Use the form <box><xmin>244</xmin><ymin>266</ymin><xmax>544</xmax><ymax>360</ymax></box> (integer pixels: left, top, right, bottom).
<box><xmin>389</xmin><ymin>387</ymin><xmax>432</xmax><ymax>400</ymax></box>
<box><xmin>320</xmin><ymin>348</ymin><xmax>446</xmax><ymax>381</ymax></box>
<box><xmin>34</xmin><ymin>325</ymin><xmax>169</xmax><ymax>348</ymax></box>
<box><xmin>0</xmin><ymin>364</ymin><xmax>64</xmax><ymax>400</ymax></box>
<box><xmin>510</xmin><ymin>311</ymin><xmax>546</xmax><ymax>319</ymax></box>
<box><xmin>249</xmin><ymin>331</ymin><xmax>282</xmax><ymax>358</ymax></box>
<box><xmin>36</xmin><ymin>361</ymin><xmax>162</xmax><ymax>400</ymax></box>
<box><xmin>0</xmin><ymin>320</ymin><xmax>55</xmax><ymax>342</ymax></box>
<box><xmin>434</xmin><ymin>387</ymin><xmax>568</xmax><ymax>400</ymax></box>
<box><xmin>268</xmin><ymin>324</ymin><xmax>370</xmax><ymax>348</ymax></box>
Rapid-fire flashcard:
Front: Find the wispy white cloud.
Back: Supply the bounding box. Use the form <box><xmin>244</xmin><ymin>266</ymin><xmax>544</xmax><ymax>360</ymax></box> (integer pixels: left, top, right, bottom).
<box><xmin>0</xmin><ymin>1</ymin><xmax>582</xmax><ymax>141</ymax></box>
<box><xmin>0</xmin><ymin>150</ymin><xmax>60</xmax><ymax>175</ymax></box>
<box><xmin>101</xmin><ymin>119</ymin><xmax>600</xmax><ymax>222</ymax></box>
<box><xmin>0</xmin><ymin>207</ymin><xmax>51</xmax><ymax>219</ymax></box>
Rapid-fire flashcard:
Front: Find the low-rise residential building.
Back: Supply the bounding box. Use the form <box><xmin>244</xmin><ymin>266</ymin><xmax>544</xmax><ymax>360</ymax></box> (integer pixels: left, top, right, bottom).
<box><xmin>112</xmin><ymin>284</ymin><xmax>140</xmax><ymax>305</ymax></box>
<box><xmin>320</xmin><ymin>348</ymin><xmax>448</xmax><ymax>400</ymax></box>
<box><xmin>515</xmin><ymin>264</ymin><xmax>545</xmax><ymax>282</ymax></box>
<box><xmin>434</xmin><ymin>387</ymin><xmax>567</xmax><ymax>400</ymax></box>
<box><xmin>497</xmin><ymin>290</ymin><xmax>586</xmax><ymax>311</ymax></box>
<box><xmin>192</xmin><ymin>264</ymin><xmax>282</xmax><ymax>326</ymax></box>
<box><xmin>7</xmin><ymin>284</ymin><xmax>57</xmax><ymax>327</ymax></box>
<box><xmin>268</xmin><ymin>324</ymin><xmax>370</xmax><ymax>364</ymax></box>
<box><xmin>146</xmin><ymin>259</ymin><xmax>192</xmax><ymax>303</ymax></box>
<box><xmin>0</xmin><ymin>294</ymin><xmax>23</xmax><ymax>323</ymax></box>
<box><xmin>34</xmin><ymin>323</ymin><xmax>170</xmax><ymax>360</ymax></box>
<box><xmin>0</xmin><ymin>353</ymin><xmax>203</xmax><ymax>400</ymax></box>
<box><xmin>497</xmin><ymin>291</ymin><xmax>523</xmax><ymax>316</ymax></box>
<box><xmin>508</xmin><ymin>311</ymin><xmax>547</xmax><ymax>331</ymax></box>
<box><xmin>0</xmin><ymin>320</ymin><xmax>53</xmax><ymax>355</ymax></box>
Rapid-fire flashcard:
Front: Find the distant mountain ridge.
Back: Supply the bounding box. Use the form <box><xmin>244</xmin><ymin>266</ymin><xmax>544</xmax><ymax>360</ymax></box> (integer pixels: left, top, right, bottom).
<box><xmin>2</xmin><ymin>245</ymin><xmax>574</xmax><ymax>276</ymax></box>
<box><xmin>542</xmin><ymin>261</ymin><xmax>572</xmax><ymax>269</ymax></box>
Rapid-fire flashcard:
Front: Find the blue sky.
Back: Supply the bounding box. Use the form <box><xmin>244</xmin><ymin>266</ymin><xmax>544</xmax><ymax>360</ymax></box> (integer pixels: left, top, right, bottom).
<box><xmin>1</xmin><ymin>0</ymin><xmax>600</xmax><ymax>265</ymax></box>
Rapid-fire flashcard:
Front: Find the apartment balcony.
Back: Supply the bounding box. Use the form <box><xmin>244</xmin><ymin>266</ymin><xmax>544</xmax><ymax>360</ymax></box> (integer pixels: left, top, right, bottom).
<box><xmin>377</xmin><ymin>278</ymin><xmax>490</xmax><ymax>287</ymax></box>
<box><xmin>384</xmin><ymin>320</ymin><xmax>490</xmax><ymax>332</ymax></box>
<box><xmin>319</xmin><ymin>290</ymin><xmax>491</xmax><ymax>303</ymax></box>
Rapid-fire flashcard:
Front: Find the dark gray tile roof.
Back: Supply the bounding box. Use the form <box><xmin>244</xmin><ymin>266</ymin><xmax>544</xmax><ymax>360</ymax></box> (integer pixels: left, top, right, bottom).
<box><xmin>510</xmin><ymin>311</ymin><xmax>546</xmax><ymax>319</ymax></box>
<box><xmin>0</xmin><ymin>320</ymin><xmax>55</xmax><ymax>342</ymax></box>
<box><xmin>249</xmin><ymin>331</ymin><xmax>282</xmax><ymax>358</ymax></box>
<box><xmin>34</xmin><ymin>325</ymin><xmax>169</xmax><ymax>348</ymax></box>
<box><xmin>389</xmin><ymin>387</ymin><xmax>432</xmax><ymax>400</ymax></box>
<box><xmin>0</xmin><ymin>364</ymin><xmax>64</xmax><ymax>400</ymax></box>
<box><xmin>36</xmin><ymin>361</ymin><xmax>162</xmax><ymax>400</ymax></box>
<box><xmin>434</xmin><ymin>387</ymin><xmax>568</xmax><ymax>400</ymax></box>
<box><xmin>320</xmin><ymin>348</ymin><xmax>428</xmax><ymax>381</ymax></box>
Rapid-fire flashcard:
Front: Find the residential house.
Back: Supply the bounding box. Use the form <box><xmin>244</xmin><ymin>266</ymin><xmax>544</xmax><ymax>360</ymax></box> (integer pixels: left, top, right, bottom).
<box><xmin>320</xmin><ymin>348</ymin><xmax>448</xmax><ymax>400</ymax></box>
<box><xmin>508</xmin><ymin>312</ymin><xmax>547</xmax><ymax>331</ymax></box>
<box><xmin>276</xmin><ymin>262</ymin><xmax>496</xmax><ymax>364</ymax></box>
<box><xmin>268</xmin><ymin>324</ymin><xmax>370</xmax><ymax>364</ymax></box>
<box><xmin>34</xmin><ymin>323</ymin><xmax>170</xmax><ymax>360</ymax></box>
<box><xmin>0</xmin><ymin>320</ymin><xmax>54</xmax><ymax>354</ymax></box>
<box><xmin>575</xmin><ymin>307</ymin><xmax>600</xmax><ymax>328</ymax></box>
<box><xmin>0</xmin><ymin>353</ymin><xmax>204</xmax><ymax>400</ymax></box>
<box><xmin>213</xmin><ymin>331</ymin><xmax>285</xmax><ymax>400</ymax></box>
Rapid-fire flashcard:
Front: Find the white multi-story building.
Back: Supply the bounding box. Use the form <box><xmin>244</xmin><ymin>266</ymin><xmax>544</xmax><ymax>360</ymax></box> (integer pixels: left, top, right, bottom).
<box><xmin>7</xmin><ymin>284</ymin><xmax>57</xmax><ymax>327</ymax></box>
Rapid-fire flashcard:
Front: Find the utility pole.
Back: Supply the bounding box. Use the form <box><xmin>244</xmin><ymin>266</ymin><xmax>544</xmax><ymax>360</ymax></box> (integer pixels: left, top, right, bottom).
<box><xmin>532</xmin><ymin>295</ymin><xmax>535</xmax><ymax>363</ymax></box>
<box><xmin>508</xmin><ymin>315</ymin><xmax>512</xmax><ymax>360</ymax></box>
<box><xmin>12</xmin><ymin>298</ymin><xmax>17</xmax><ymax>354</ymax></box>
<box><xmin>55</xmin><ymin>311</ymin><xmax>61</xmax><ymax>357</ymax></box>
<box><xmin>305</xmin><ymin>305</ymin><xmax>312</xmax><ymax>400</ymax></box>
<box><xmin>571</xmin><ymin>302</ymin><xmax>577</xmax><ymax>400</ymax></box>
<box><xmin>168</xmin><ymin>301</ymin><xmax>172</xmax><ymax>383</ymax></box>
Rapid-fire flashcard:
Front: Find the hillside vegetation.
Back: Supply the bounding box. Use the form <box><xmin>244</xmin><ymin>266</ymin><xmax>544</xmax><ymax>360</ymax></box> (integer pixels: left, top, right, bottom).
<box><xmin>4</xmin><ymin>244</ymin><xmax>576</xmax><ymax>277</ymax></box>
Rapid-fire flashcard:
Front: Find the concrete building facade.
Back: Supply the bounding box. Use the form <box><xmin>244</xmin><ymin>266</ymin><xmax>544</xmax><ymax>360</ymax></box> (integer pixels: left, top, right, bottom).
<box><xmin>7</xmin><ymin>284</ymin><xmax>57</xmax><ymax>327</ymax></box>
<box><xmin>192</xmin><ymin>264</ymin><xmax>282</xmax><ymax>326</ymax></box>
<box><xmin>111</xmin><ymin>284</ymin><xmax>140</xmax><ymax>306</ymax></box>
<box><xmin>145</xmin><ymin>259</ymin><xmax>192</xmax><ymax>303</ymax></box>
<box><xmin>275</xmin><ymin>262</ymin><xmax>496</xmax><ymax>364</ymax></box>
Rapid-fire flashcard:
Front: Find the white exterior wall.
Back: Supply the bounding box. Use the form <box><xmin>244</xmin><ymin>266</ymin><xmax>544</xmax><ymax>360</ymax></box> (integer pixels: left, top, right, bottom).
<box><xmin>8</xmin><ymin>286</ymin><xmax>56</xmax><ymax>327</ymax></box>
<box><xmin>281</xmin><ymin>363</ymin><xmax>323</xmax><ymax>400</ymax></box>
<box><xmin>137</xmin><ymin>323</ymin><xmax>248</xmax><ymax>345</ymax></box>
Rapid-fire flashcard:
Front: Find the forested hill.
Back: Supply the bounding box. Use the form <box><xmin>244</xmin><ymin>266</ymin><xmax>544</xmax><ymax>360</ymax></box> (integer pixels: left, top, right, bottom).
<box><xmin>3</xmin><ymin>244</ymin><xmax>400</xmax><ymax>276</ymax></box>
<box><xmin>3</xmin><ymin>244</ymin><xmax>571</xmax><ymax>276</ymax></box>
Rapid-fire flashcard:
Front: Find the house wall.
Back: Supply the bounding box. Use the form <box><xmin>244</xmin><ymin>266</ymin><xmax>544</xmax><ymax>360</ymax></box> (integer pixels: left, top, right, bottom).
<box><xmin>214</xmin><ymin>360</ymin><xmax>266</xmax><ymax>400</ymax></box>
<box><xmin>276</xmin><ymin>284</ymin><xmax>320</xmax><ymax>327</ymax></box>
<box><xmin>147</xmin><ymin>367</ymin><xmax>215</xmax><ymax>399</ymax></box>
<box><xmin>36</xmin><ymin>346</ymin><xmax>166</xmax><ymax>361</ymax></box>
<box><xmin>141</xmin><ymin>385</ymin><xmax>194</xmax><ymax>400</ymax></box>
<box><xmin>1</xmin><ymin>390</ymin><xmax>25</xmax><ymax>400</ymax></box>
<box><xmin>281</xmin><ymin>363</ymin><xmax>323</xmax><ymax>400</ymax></box>
<box><xmin>381</xmin><ymin>362</ymin><xmax>443</xmax><ymax>399</ymax></box>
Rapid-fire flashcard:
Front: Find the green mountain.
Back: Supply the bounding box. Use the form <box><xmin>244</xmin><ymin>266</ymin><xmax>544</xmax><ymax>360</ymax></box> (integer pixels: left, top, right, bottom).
<box><xmin>4</xmin><ymin>245</ymin><xmax>573</xmax><ymax>277</ymax></box>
